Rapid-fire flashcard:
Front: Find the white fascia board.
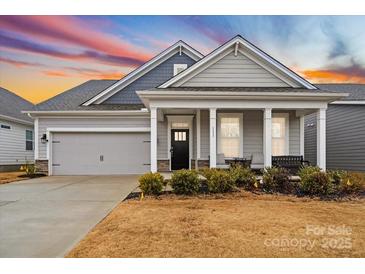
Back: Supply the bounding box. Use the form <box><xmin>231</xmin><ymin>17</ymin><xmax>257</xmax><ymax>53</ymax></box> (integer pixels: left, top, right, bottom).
<box><xmin>331</xmin><ymin>100</ymin><xmax>365</xmax><ymax>105</ymax></box>
<box><xmin>159</xmin><ymin>36</ymin><xmax>317</xmax><ymax>89</ymax></box>
<box><xmin>149</xmin><ymin>99</ymin><xmax>329</xmax><ymax>110</ymax></box>
<box><xmin>0</xmin><ymin>114</ymin><xmax>33</xmax><ymax>125</ymax></box>
<box><xmin>47</xmin><ymin>127</ymin><xmax>150</xmax><ymax>133</ymax></box>
<box><xmin>82</xmin><ymin>41</ymin><xmax>203</xmax><ymax>106</ymax></box>
<box><xmin>22</xmin><ymin>110</ymin><xmax>150</xmax><ymax>117</ymax></box>
<box><xmin>137</xmin><ymin>90</ymin><xmax>348</xmax><ymax>100</ymax></box>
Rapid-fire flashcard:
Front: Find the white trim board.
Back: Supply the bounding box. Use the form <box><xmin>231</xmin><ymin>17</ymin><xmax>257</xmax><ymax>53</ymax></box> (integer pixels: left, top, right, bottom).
<box><xmin>159</xmin><ymin>35</ymin><xmax>316</xmax><ymax>89</ymax></box>
<box><xmin>83</xmin><ymin>41</ymin><xmax>203</xmax><ymax>106</ymax></box>
<box><xmin>331</xmin><ymin>101</ymin><xmax>365</xmax><ymax>105</ymax></box>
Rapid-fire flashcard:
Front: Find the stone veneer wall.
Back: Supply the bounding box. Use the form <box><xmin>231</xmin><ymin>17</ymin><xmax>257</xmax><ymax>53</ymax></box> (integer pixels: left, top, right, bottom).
<box><xmin>157</xmin><ymin>160</ymin><xmax>170</xmax><ymax>172</ymax></box>
<box><xmin>197</xmin><ymin>159</ymin><xmax>209</xmax><ymax>169</ymax></box>
<box><xmin>35</xmin><ymin>160</ymin><xmax>48</xmax><ymax>174</ymax></box>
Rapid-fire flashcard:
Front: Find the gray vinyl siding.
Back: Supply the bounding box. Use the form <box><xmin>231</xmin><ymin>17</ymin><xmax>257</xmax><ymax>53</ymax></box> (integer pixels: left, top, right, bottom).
<box><xmin>157</xmin><ymin>120</ymin><xmax>168</xmax><ymax>159</ymax></box>
<box><xmin>200</xmin><ymin>110</ymin><xmax>210</xmax><ymax>158</ymax></box>
<box><xmin>289</xmin><ymin>111</ymin><xmax>300</xmax><ymax>155</ymax></box>
<box><xmin>305</xmin><ymin>105</ymin><xmax>365</xmax><ymax>171</ymax></box>
<box><xmin>181</xmin><ymin>51</ymin><xmax>290</xmax><ymax>87</ymax></box>
<box><xmin>0</xmin><ymin>119</ymin><xmax>34</xmax><ymax>165</ymax></box>
<box><xmin>304</xmin><ymin>113</ymin><xmax>317</xmax><ymax>165</ymax></box>
<box><xmin>37</xmin><ymin>117</ymin><xmax>149</xmax><ymax>159</ymax></box>
<box><xmin>103</xmin><ymin>53</ymin><xmax>196</xmax><ymax>104</ymax></box>
<box><xmin>242</xmin><ymin>110</ymin><xmax>263</xmax><ymax>155</ymax></box>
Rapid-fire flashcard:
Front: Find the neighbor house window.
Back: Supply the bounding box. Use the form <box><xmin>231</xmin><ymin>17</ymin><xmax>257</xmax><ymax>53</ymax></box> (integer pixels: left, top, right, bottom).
<box><xmin>173</xmin><ymin>64</ymin><xmax>188</xmax><ymax>76</ymax></box>
<box><xmin>272</xmin><ymin>114</ymin><xmax>289</xmax><ymax>156</ymax></box>
<box><xmin>218</xmin><ymin>114</ymin><xmax>242</xmax><ymax>158</ymax></box>
<box><xmin>26</xmin><ymin>130</ymin><xmax>33</xmax><ymax>151</ymax></box>
<box><xmin>1</xmin><ymin>124</ymin><xmax>11</xmax><ymax>129</ymax></box>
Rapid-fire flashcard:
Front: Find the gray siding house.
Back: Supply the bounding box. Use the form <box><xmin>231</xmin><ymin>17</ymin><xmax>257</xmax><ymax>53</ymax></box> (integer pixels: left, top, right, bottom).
<box><xmin>0</xmin><ymin>87</ymin><xmax>34</xmax><ymax>171</ymax></box>
<box><xmin>305</xmin><ymin>84</ymin><xmax>365</xmax><ymax>171</ymax></box>
<box><xmin>24</xmin><ymin>35</ymin><xmax>346</xmax><ymax>176</ymax></box>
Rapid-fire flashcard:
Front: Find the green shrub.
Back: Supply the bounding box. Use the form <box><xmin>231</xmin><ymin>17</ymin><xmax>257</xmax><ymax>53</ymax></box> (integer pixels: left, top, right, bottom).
<box><xmin>337</xmin><ymin>172</ymin><xmax>364</xmax><ymax>195</ymax></box>
<box><xmin>229</xmin><ymin>165</ymin><xmax>257</xmax><ymax>190</ymax></box>
<box><xmin>328</xmin><ymin>169</ymin><xmax>346</xmax><ymax>185</ymax></box>
<box><xmin>170</xmin><ymin>169</ymin><xmax>200</xmax><ymax>195</ymax></box>
<box><xmin>205</xmin><ymin>169</ymin><xmax>235</xmax><ymax>193</ymax></box>
<box><xmin>262</xmin><ymin>167</ymin><xmax>291</xmax><ymax>193</ymax></box>
<box><xmin>138</xmin><ymin>172</ymin><xmax>165</xmax><ymax>196</ymax></box>
<box><xmin>298</xmin><ymin>167</ymin><xmax>333</xmax><ymax>196</ymax></box>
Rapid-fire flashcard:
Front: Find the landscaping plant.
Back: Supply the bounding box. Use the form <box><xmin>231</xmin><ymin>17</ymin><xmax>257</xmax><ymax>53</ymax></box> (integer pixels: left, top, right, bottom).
<box><xmin>298</xmin><ymin>166</ymin><xmax>333</xmax><ymax>196</ymax></box>
<box><xmin>170</xmin><ymin>169</ymin><xmax>200</xmax><ymax>195</ymax></box>
<box><xmin>138</xmin><ymin>172</ymin><xmax>165</xmax><ymax>196</ymax></box>
<box><xmin>262</xmin><ymin>167</ymin><xmax>292</xmax><ymax>193</ymax></box>
<box><xmin>337</xmin><ymin>172</ymin><xmax>364</xmax><ymax>195</ymax></box>
<box><xmin>205</xmin><ymin>169</ymin><xmax>236</xmax><ymax>193</ymax></box>
<box><xmin>229</xmin><ymin>165</ymin><xmax>257</xmax><ymax>190</ymax></box>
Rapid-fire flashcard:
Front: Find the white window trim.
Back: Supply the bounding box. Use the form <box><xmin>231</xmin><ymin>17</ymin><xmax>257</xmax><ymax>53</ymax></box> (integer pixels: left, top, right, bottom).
<box><xmin>217</xmin><ymin>113</ymin><xmax>243</xmax><ymax>159</ymax></box>
<box><xmin>173</xmin><ymin>64</ymin><xmax>188</xmax><ymax>76</ymax></box>
<box><xmin>167</xmin><ymin>115</ymin><xmax>193</xmax><ymax>171</ymax></box>
<box><xmin>272</xmin><ymin>113</ymin><xmax>289</xmax><ymax>155</ymax></box>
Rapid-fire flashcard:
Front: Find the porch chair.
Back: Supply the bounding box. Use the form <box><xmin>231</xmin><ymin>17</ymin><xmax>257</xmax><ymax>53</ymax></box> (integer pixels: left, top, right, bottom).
<box><xmin>250</xmin><ymin>153</ymin><xmax>264</xmax><ymax>170</ymax></box>
<box><xmin>216</xmin><ymin>153</ymin><xmax>230</xmax><ymax>169</ymax></box>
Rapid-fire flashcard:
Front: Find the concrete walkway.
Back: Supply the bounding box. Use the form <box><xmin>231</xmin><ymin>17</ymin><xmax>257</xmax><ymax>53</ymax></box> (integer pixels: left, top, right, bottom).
<box><xmin>0</xmin><ymin>175</ymin><xmax>138</xmax><ymax>258</ymax></box>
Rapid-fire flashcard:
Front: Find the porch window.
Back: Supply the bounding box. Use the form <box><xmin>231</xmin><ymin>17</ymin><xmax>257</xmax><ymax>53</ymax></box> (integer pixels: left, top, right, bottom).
<box><xmin>26</xmin><ymin>130</ymin><xmax>34</xmax><ymax>151</ymax></box>
<box><xmin>272</xmin><ymin>114</ymin><xmax>289</xmax><ymax>156</ymax></box>
<box><xmin>218</xmin><ymin>114</ymin><xmax>242</xmax><ymax>158</ymax></box>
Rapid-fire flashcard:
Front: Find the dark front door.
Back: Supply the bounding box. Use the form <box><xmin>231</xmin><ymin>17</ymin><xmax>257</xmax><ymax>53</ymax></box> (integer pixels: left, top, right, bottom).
<box><xmin>171</xmin><ymin>129</ymin><xmax>189</xmax><ymax>170</ymax></box>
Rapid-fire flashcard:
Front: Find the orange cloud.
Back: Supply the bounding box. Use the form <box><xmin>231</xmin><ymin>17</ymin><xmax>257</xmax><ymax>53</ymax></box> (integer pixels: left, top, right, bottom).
<box><xmin>42</xmin><ymin>70</ymin><xmax>69</xmax><ymax>77</ymax></box>
<box><xmin>300</xmin><ymin>69</ymin><xmax>365</xmax><ymax>84</ymax></box>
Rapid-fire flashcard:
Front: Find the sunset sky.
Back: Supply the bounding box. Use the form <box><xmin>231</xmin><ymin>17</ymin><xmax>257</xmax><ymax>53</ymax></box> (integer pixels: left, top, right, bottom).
<box><xmin>1</xmin><ymin>15</ymin><xmax>365</xmax><ymax>103</ymax></box>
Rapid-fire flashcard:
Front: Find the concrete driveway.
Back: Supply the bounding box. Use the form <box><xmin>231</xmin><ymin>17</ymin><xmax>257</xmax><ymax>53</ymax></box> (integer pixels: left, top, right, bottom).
<box><xmin>0</xmin><ymin>175</ymin><xmax>138</xmax><ymax>258</ymax></box>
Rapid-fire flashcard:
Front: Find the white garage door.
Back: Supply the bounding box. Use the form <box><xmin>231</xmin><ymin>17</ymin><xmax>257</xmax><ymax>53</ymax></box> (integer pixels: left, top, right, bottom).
<box><xmin>51</xmin><ymin>132</ymin><xmax>150</xmax><ymax>175</ymax></box>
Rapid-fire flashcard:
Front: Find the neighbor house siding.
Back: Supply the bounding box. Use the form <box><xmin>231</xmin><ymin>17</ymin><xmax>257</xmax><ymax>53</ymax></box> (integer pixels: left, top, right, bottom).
<box><xmin>181</xmin><ymin>51</ymin><xmax>290</xmax><ymax>87</ymax></box>
<box><xmin>305</xmin><ymin>105</ymin><xmax>365</xmax><ymax>171</ymax></box>
<box><xmin>103</xmin><ymin>53</ymin><xmax>196</xmax><ymax>104</ymax></box>
<box><xmin>0</xmin><ymin>119</ymin><xmax>34</xmax><ymax>165</ymax></box>
<box><xmin>37</xmin><ymin>117</ymin><xmax>150</xmax><ymax>159</ymax></box>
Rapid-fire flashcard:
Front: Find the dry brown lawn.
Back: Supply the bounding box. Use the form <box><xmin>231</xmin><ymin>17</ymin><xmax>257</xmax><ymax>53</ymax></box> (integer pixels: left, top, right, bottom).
<box><xmin>0</xmin><ymin>171</ymin><xmax>26</xmax><ymax>184</ymax></box>
<box><xmin>67</xmin><ymin>191</ymin><xmax>365</xmax><ymax>258</ymax></box>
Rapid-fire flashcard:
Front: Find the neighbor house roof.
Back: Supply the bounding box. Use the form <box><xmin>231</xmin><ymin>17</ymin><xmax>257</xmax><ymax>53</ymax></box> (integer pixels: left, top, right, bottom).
<box><xmin>0</xmin><ymin>87</ymin><xmax>33</xmax><ymax>124</ymax></box>
<box><xmin>317</xmin><ymin>84</ymin><xmax>365</xmax><ymax>101</ymax></box>
<box><xmin>33</xmin><ymin>80</ymin><xmax>144</xmax><ymax>111</ymax></box>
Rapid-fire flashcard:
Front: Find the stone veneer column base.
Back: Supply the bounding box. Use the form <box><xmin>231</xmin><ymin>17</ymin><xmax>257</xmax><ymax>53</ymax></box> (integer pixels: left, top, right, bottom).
<box><xmin>197</xmin><ymin>159</ymin><xmax>210</xmax><ymax>169</ymax></box>
<box><xmin>157</xmin><ymin>160</ymin><xmax>170</xmax><ymax>172</ymax></box>
<box><xmin>35</xmin><ymin>160</ymin><xmax>49</xmax><ymax>175</ymax></box>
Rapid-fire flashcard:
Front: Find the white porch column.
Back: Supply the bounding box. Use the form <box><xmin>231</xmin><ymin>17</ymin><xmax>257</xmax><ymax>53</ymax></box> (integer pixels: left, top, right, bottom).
<box><xmin>263</xmin><ymin>108</ymin><xmax>272</xmax><ymax>168</ymax></box>
<box><xmin>317</xmin><ymin>108</ymin><xmax>326</xmax><ymax>170</ymax></box>
<box><xmin>150</xmin><ymin>107</ymin><xmax>158</xmax><ymax>172</ymax></box>
<box><xmin>209</xmin><ymin>108</ymin><xmax>217</xmax><ymax>168</ymax></box>
<box><xmin>300</xmin><ymin>115</ymin><xmax>305</xmax><ymax>157</ymax></box>
<box><xmin>196</xmin><ymin>109</ymin><xmax>201</xmax><ymax>169</ymax></box>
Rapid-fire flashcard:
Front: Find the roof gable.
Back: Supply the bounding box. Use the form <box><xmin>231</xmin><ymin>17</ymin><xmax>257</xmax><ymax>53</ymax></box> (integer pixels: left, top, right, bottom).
<box><xmin>83</xmin><ymin>41</ymin><xmax>203</xmax><ymax>106</ymax></box>
<box><xmin>159</xmin><ymin>35</ymin><xmax>316</xmax><ymax>89</ymax></box>
<box><xmin>180</xmin><ymin>50</ymin><xmax>290</xmax><ymax>87</ymax></box>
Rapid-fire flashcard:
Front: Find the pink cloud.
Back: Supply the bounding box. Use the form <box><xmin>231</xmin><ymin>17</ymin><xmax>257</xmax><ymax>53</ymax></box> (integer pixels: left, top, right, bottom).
<box><xmin>0</xmin><ymin>16</ymin><xmax>151</xmax><ymax>62</ymax></box>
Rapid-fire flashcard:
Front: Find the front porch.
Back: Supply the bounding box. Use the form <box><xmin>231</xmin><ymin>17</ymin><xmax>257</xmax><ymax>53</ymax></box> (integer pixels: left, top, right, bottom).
<box><xmin>149</xmin><ymin>106</ymin><xmax>327</xmax><ymax>173</ymax></box>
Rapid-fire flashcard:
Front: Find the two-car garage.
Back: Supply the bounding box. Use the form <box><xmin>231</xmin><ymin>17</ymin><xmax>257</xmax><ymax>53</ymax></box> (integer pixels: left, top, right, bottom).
<box><xmin>51</xmin><ymin>132</ymin><xmax>150</xmax><ymax>175</ymax></box>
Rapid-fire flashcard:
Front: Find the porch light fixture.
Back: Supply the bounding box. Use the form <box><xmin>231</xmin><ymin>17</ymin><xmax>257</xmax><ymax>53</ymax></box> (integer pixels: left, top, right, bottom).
<box><xmin>41</xmin><ymin>134</ymin><xmax>48</xmax><ymax>144</ymax></box>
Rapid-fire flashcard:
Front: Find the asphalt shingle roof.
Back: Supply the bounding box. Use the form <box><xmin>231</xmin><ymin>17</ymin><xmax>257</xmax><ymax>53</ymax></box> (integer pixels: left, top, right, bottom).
<box><xmin>0</xmin><ymin>87</ymin><xmax>33</xmax><ymax>122</ymax></box>
<box><xmin>316</xmin><ymin>84</ymin><xmax>365</xmax><ymax>101</ymax></box>
<box><xmin>34</xmin><ymin>80</ymin><xmax>144</xmax><ymax>111</ymax></box>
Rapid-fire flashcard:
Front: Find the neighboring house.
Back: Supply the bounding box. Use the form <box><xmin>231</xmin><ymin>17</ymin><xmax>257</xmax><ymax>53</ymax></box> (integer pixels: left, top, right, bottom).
<box><xmin>24</xmin><ymin>35</ymin><xmax>346</xmax><ymax>176</ymax></box>
<box><xmin>0</xmin><ymin>87</ymin><xmax>34</xmax><ymax>171</ymax></box>
<box><xmin>305</xmin><ymin>84</ymin><xmax>365</xmax><ymax>172</ymax></box>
